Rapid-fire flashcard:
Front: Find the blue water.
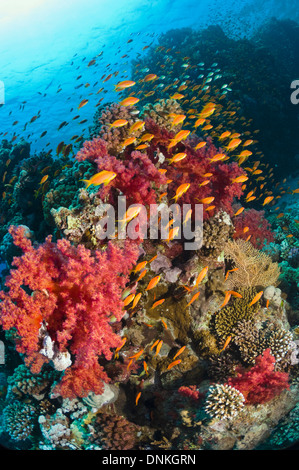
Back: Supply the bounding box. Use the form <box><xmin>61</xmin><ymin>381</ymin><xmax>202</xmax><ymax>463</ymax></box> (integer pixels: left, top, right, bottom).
<box><xmin>0</xmin><ymin>0</ymin><xmax>298</xmax><ymax>155</ymax></box>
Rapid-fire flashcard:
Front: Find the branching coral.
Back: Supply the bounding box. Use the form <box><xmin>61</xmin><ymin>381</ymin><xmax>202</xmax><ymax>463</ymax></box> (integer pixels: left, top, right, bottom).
<box><xmin>3</xmin><ymin>400</ymin><xmax>37</xmax><ymax>441</ymax></box>
<box><xmin>224</xmin><ymin>239</ymin><xmax>280</xmax><ymax>290</ymax></box>
<box><xmin>0</xmin><ymin>225</ymin><xmax>139</xmax><ymax>398</ymax></box>
<box><xmin>92</xmin><ymin>412</ymin><xmax>142</xmax><ymax>450</ymax></box>
<box><xmin>204</xmin><ymin>383</ymin><xmax>245</xmax><ymax>420</ymax></box>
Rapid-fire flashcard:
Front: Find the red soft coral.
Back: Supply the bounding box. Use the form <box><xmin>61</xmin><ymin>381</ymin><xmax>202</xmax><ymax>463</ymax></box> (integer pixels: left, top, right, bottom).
<box><xmin>76</xmin><ymin>137</ymin><xmax>167</xmax><ymax>206</ymax></box>
<box><xmin>0</xmin><ymin>225</ymin><xmax>139</xmax><ymax>398</ymax></box>
<box><xmin>178</xmin><ymin>385</ymin><xmax>203</xmax><ymax>402</ymax></box>
<box><xmin>227</xmin><ymin>349</ymin><xmax>290</xmax><ymax>404</ymax></box>
<box><xmin>232</xmin><ymin>208</ymin><xmax>274</xmax><ymax>249</ymax></box>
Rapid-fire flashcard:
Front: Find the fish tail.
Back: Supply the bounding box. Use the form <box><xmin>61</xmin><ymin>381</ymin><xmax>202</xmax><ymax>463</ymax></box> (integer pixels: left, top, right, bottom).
<box><xmin>80</xmin><ymin>179</ymin><xmax>91</xmax><ymax>188</ymax></box>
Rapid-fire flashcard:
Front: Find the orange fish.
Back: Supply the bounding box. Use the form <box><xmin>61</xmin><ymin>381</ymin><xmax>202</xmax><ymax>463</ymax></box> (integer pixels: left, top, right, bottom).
<box><xmin>114</xmin><ymin>80</ymin><xmax>136</xmax><ymax>90</ymax></box>
<box><xmin>143</xmin><ymin>361</ymin><xmax>149</xmax><ymax>375</ymax></box>
<box><xmin>194</xmin><ymin>141</ymin><xmax>207</xmax><ymax>150</ymax></box>
<box><xmin>234</xmin><ymin>207</ymin><xmax>245</xmax><ymax>217</ymax></box>
<box><xmin>134</xmin><ymin>261</ymin><xmax>147</xmax><ymax>272</ymax></box>
<box><xmin>199</xmin><ymin>102</ymin><xmax>216</xmax><ymax>118</ymax></box>
<box><xmin>194</xmin><ymin>118</ymin><xmax>206</xmax><ymax>128</ymax></box>
<box><xmin>129</xmin><ymin>120</ymin><xmax>145</xmax><ymax>133</ymax></box>
<box><xmin>122</xmin><ymin>137</ymin><xmax>136</xmax><ymax>147</ymax></box>
<box><xmin>231</xmin><ymin>175</ymin><xmax>248</xmax><ymax>184</ymax></box>
<box><xmin>167</xmin><ymin>359</ymin><xmax>182</xmax><ymax>370</ymax></box>
<box><xmin>248</xmin><ymin>290</ymin><xmax>263</xmax><ymax>307</ymax></box>
<box><xmin>136</xmin><ymin>269</ymin><xmax>147</xmax><ymax>282</ymax></box>
<box><xmin>131</xmin><ymin>292</ymin><xmax>142</xmax><ymax>309</ymax></box>
<box><xmin>174</xmin><ymin>129</ymin><xmax>190</xmax><ymax>142</ymax></box>
<box><xmin>219</xmin><ymin>336</ymin><xmax>232</xmax><ymax>353</ymax></box>
<box><xmin>186</xmin><ymin>291</ymin><xmax>200</xmax><ymax>307</ymax></box>
<box><xmin>209</xmin><ymin>153</ymin><xmax>226</xmax><ymax>163</ymax></box>
<box><xmin>154</xmin><ymin>340</ymin><xmax>163</xmax><ymax>356</ymax></box>
<box><xmin>123</xmin><ymin>293</ymin><xmax>135</xmax><ymax>307</ymax></box>
<box><xmin>39</xmin><ymin>175</ymin><xmax>49</xmax><ymax>185</ymax></box>
<box><xmin>262</xmin><ymin>196</ymin><xmax>274</xmax><ymax>206</ymax></box>
<box><xmin>78</xmin><ymin>99</ymin><xmax>88</xmax><ymax>109</ymax></box>
<box><xmin>119</xmin><ymin>96</ymin><xmax>139</xmax><ymax>107</ymax></box>
<box><xmin>81</xmin><ymin>170</ymin><xmax>116</xmax><ymax>188</ymax></box>
<box><xmin>135</xmin><ymin>391</ymin><xmax>141</xmax><ymax>406</ymax></box>
<box><xmin>220</xmin><ymin>291</ymin><xmax>231</xmax><ymax>309</ymax></box>
<box><xmin>172</xmin><ymin>183</ymin><xmax>190</xmax><ymax>202</ymax></box>
<box><xmin>194</xmin><ymin>266</ymin><xmax>208</xmax><ymax>287</ymax></box>
<box><xmin>228</xmin><ymin>290</ymin><xmax>243</xmax><ymax>298</ymax></box>
<box><xmin>118</xmin><ymin>206</ymin><xmax>142</xmax><ymax>224</ymax></box>
<box><xmin>129</xmin><ymin>349</ymin><xmax>144</xmax><ymax>360</ymax></box>
<box><xmin>227</xmin><ymin>138</ymin><xmax>242</xmax><ymax>151</ymax></box>
<box><xmin>170</xmin><ymin>92</ymin><xmax>184</xmax><ymax>100</ymax></box>
<box><xmin>197</xmin><ymin>197</ymin><xmax>215</xmax><ymax>205</ymax></box>
<box><xmin>139</xmin><ymin>133</ymin><xmax>154</xmax><ymax>142</ymax></box>
<box><xmin>161</xmin><ymin>319</ymin><xmax>168</xmax><ymax>330</ymax></box>
<box><xmin>150</xmin><ymin>339</ymin><xmax>160</xmax><ymax>350</ymax></box>
<box><xmin>219</xmin><ymin>131</ymin><xmax>231</xmax><ymax>140</ymax></box>
<box><xmin>170</xmin><ymin>114</ymin><xmax>186</xmax><ymax>127</ymax></box>
<box><xmin>151</xmin><ymin>298</ymin><xmax>165</xmax><ymax>309</ymax></box>
<box><xmin>146</xmin><ymin>275</ymin><xmax>161</xmax><ymax>291</ymax></box>
<box><xmin>166</xmin><ymin>226</ymin><xmax>180</xmax><ymax>242</ymax></box>
<box><xmin>168</xmin><ymin>152</ymin><xmax>187</xmax><ymax>164</ymax></box>
<box><xmin>144</xmin><ymin>73</ymin><xmax>158</xmax><ymax>82</ymax></box>
<box><xmin>110</xmin><ymin>119</ymin><xmax>128</xmax><ymax>128</ymax></box>
<box><xmin>135</xmin><ymin>144</ymin><xmax>148</xmax><ymax>150</ymax></box>
<box><xmin>114</xmin><ymin>337</ymin><xmax>127</xmax><ymax>356</ymax></box>
<box><xmin>173</xmin><ymin>346</ymin><xmax>186</xmax><ymax>360</ymax></box>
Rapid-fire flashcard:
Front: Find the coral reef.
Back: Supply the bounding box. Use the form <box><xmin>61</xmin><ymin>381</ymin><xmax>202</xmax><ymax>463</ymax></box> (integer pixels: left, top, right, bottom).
<box><xmin>0</xmin><ymin>29</ymin><xmax>298</xmax><ymax>448</ymax></box>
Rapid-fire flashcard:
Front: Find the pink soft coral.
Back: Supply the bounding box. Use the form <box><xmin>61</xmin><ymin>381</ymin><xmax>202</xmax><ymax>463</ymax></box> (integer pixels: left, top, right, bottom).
<box><xmin>227</xmin><ymin>349</ymin><xmax>289</xmax><ymax>404</ymax></box>
<box><xmin>0</xmin><ymin>226</ymin><xmax>139</xmax><ymax>398</ymax></box>
<box><xmin>233</xmin><ymin>208</ymin><xmax>274</xmax><ymax>249</ymax></box>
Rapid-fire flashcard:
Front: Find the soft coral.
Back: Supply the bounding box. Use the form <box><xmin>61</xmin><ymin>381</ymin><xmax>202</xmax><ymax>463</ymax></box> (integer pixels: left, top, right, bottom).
<box><xmin>227</xmin><ymin>349</ymin><xmax>290</xmax><ymax>404</ymax></box>
<box><xmin>0</xmin><ymin>225</ymin><xmax>139</xmax><ymax>398</ymax></box>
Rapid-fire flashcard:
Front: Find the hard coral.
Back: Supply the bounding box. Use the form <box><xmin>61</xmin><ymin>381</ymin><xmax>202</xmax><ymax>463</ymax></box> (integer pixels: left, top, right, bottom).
<box><xmin>0</xmin><ymin>225</ymin><xmax>139</xmax><ymax>398</ymax></box>
<box><xmin>212</xmin><ymin>287</ymin><xmax>261</xmax><ymax>340</ymax></box>
<box><xmin>205</xmin><ymin>383</ymin><xmax>245</xmax><ymax>421</ymax></box>
<box><xmin>227</xmin><ymin>349</ymin><xmax>290</xmax><ymax>404</ymax></box>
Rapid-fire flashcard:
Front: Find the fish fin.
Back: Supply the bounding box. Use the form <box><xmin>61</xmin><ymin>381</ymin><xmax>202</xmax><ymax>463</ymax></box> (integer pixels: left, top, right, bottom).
<box><xmin>80</xmin><ymin>179</ymin><xmax>91</xmax><ymax>188</ymax></box>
